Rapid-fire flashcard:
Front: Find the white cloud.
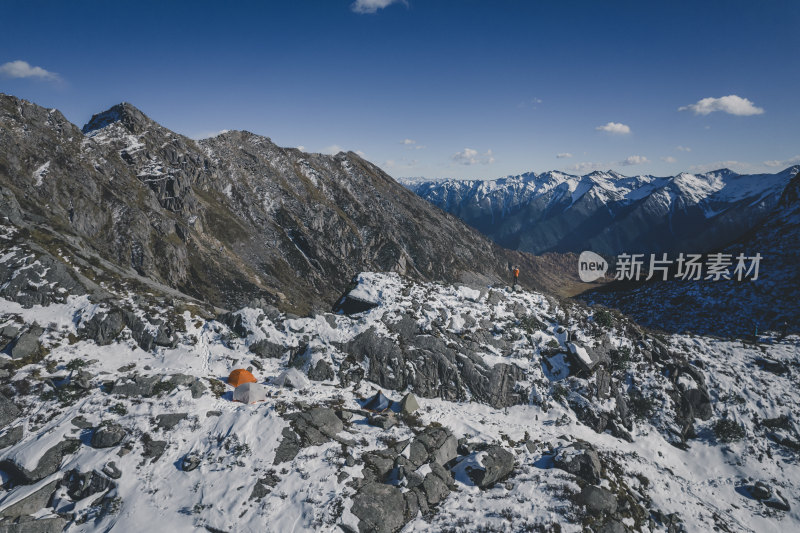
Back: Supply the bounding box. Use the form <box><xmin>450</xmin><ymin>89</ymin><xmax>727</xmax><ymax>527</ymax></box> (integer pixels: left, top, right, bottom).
<box><xmin>0</xmin><ymin>60</ymin><xmax>60</xmax><ymax>81</ymax></box>
<box><xmin>620</xmin><ymin>155</ymin><xmax>648</xmax><ymax>166</ymax></box>
<box><xmin>595</xmin><ymin>122</ymin><xmax>631</xmax><ymax>135</ymax></box>
<box><xmin>679</xmin><ymin>95</ymin><xmax>764</xmax><ymax>116</ymax></box>
<box><xmin>323</xmin><ymin>144</ymin><xmax>343</xmax><ymax>155</ymax></box>
<box><xmin>564</xmin><ymin>161</ymin><xmax>605</xmax><ymax>174</ymax></box>
<box><xmin>676</xmin><ymin>145</ymin><xmax>691</xmax><ymax>152</ymax></box>
<box><xmin>384</xmin><ymin>159</ymin><xmax>395</xmax><ymax>168</ymax></box>
<box><xmin>297</xmin><ymin>146</ymin><xmax>306</xmax><ymax>152</ymax></box>
<box><xmin>556</xmin><ymin>153</ymin><xmax>573</xmax><ymax>159</ymax></box>
<box><xmin>452</xmin><ymin>148</ymin><xmax>495</xmax><ymax>166</ymax></box>
<box><xmin>351</xmin><ymin>0</ymin><xmax>406</xmax><ymax>14</ymax></box>
<box><xmin>764</xmin><ymin>155</ymin><xmax>800</xmax><ymax>168</ymax></box>
<box><xmin>401</xmin><ymin>138</ymin><xmax>425</xmax><ymax>150</ymax></box>
<box><xmin>355</xmin><ymin>150</ymin><xmax>366</xmax><ymax>157</ymax></box>
<box><xmin>661</xmin><ymin>156</ymin><xmax>677</xmax><ymax>163</ymax></box>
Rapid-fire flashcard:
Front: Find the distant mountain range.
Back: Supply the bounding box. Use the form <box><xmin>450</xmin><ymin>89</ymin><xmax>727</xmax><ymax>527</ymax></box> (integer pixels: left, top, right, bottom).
<box><xmin>584</xmin><ymin>170</ymin><xmax>800</xmax><ymax>336</ymax></box>
<box><xmin>401</xmin><ymin>167</ymin><xmax>799</xmax><ymax>257</ymax></box>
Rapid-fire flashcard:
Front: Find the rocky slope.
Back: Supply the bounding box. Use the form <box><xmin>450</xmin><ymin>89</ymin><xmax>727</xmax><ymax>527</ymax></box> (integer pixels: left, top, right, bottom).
<box><xmin>584</xmin><ymin>171</ymin><xmax>800</xmax><ymax>337</ymax></box>
<box><xmin>0</xmin><ymin>266</ymin><xmax>798</xmax><ymax>532</ymax></box>
<box><xmin>402</xmin><ymin>167</ymin><xmax>798</xmax><ymax>257</ymax></box>
<box><xmin>1</xmin><ymin>94</ymin><xmax>570</xmax><ymax>315</ymax></box>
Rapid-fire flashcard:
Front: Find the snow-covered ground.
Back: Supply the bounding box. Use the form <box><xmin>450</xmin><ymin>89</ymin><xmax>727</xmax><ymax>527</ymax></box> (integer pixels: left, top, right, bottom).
<box><xmin>1</xmin><ymin>272</ymin><xmax>798</xmax><ymax>532</ymax></box>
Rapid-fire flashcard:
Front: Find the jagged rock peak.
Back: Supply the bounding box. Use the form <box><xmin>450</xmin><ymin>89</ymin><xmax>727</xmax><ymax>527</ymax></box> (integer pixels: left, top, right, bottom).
<box><xmin>82</xmin><ymin>102</ymin><xmax>153</xmax><ymax>134</ymax></box>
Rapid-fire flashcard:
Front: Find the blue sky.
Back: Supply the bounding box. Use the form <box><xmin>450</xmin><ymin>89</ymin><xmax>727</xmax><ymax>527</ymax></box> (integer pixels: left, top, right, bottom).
<box><xmin>2</xmin><ymin>0</ymin><xmax>799</xmax><ymax>179</ymax></box>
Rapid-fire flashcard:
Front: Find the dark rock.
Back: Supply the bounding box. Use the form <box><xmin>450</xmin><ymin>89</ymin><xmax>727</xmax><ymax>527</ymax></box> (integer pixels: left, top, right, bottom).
<box><xmin>9</xmin><ymin>325</ymin><xmax>43</xmax><ymax>360</ymax></box>
<box><xmin>368</xmin><ymin>414</ymin><xmax>397</xmax><ymax>430</ymax></box>
<box><xmin>576</xmin><ymin>485</ymin><xmax>618</xmax><ymax>514</ymax></box>
<box><xmin>307</xmin><ymin>359</ymin><xmax>335</xmax><ymax>381</ymax></box>
<box><xmin>71</xmin><ymin>416</ymin><xmax>92</xmax><ymax>429</ymax></box>
<box><xmin>595</xmin><ymin>367</ymin><xmax>612</xmax><ymax>400</ymax></box>
<box><xmin>682</xmin><ymin>388</ymin><xmax>712</xmax><ymax>421</ymax></box>
<box><xmin>351</xmin><ymin>482</ymin><xmax>408</xmax><ymax>533</ymax></box>
<box><xmin>248</xmin><ymin>470</ymin><xmax>280</xmax><ymax>501</ymax></box>
<box><xmin>73</xmin><ymin>371</ymin><xmax>93</xmax><ymax>390</ymax></box>
<box><xmin>0</xmin><ymin>439</ymin><xmax>80</xmax><ymax>484</ymax></box>
<box><xmin>189</xmin><ymin>379</ymin><xmax>207</xmax><ymax>399</ymax></box>
<box><xmin>0</xmin><ymin>394</ymin><xmax>21</xmax><ymax>428</ymax></box>
<box><xmin>142</xmin><ymin>436</ymin><xmax>167</xmax><ymax>460</ymax></box>
<box><xmin>743</xmin><ymin>481</ymin><xmax>791</xmax><ymax>511</ymax></box>
<box><xmin>181</xmin><ymin>453</ymin><xmax>201</xmax><ymax>472</ymax></box>
<box><xmin>102</xmin><ymin>461</ymin><xmax>122</xmax><ymax>480</ymax></box>
<box><xmin>0</xmin><ymin>426</ymin><xmax>23</xmax><ymax>449</ymax></box>
<box><xmin>249</xmin><ymin>339</ymin><xmax>286</xmax><ymax>359</ymax></box>
<box><xmin>0</xmin><ymin>516</ymin><xmax>67</xmax><ymax>533</ymax></box>
<box><xmin>155</xmin><ymin>413</ymin><xmax>188</xmax><ymax>430</ymax></box>
<box><xmin>111</xmin><ymin>374</ymin><xmax>160</xmax><ymax>397</ymax></box>
<box><xmin>217</xmin><ymin>312</ymin><xmax>250</xmax><ymax>338</ymax></box>
<box><xmin>61</xmin><ymin>469</ymin><xmax>115</xmax><ymax>501</ymax></box>
<box><xmin>79</xmin><ymin>310</ymin><xmax>126</xmax><ymax>345</ymax></box>
<box><xmin>754</xmin><ymin>358</ymin><xmax>789</xmax><ymax>375</ymax></box>
<box><xmin>273</xmin><ymin>427</ymin><xmax>302</xmax><ymax>464</ymax></box>
<box><xmin>410</xmin><ymin>427</ymin><xmax>458</xmax><ymax>467</ymax></box>
<box><xmin>0</xmin><ymin>325</ymin><xmax>20</xmax><ymax>340</ymax></box>
<box><xmin>460</xmin><ymin>445</ymin><xmax>515</xmax><ymax>489</ymax></box>
<box><xmin>553</xmin><ymin>441</ymin><xmax>602</xmax><ymax>485</ymax></box>
<box><xmin>91</xmin><ymin>425</ymin><xmax>126</xmax><ymax>448</ymax></box>
<box><xmin>0</xmin><ymin>479</ymin><xmax>59</xmax><ymax>518</ymax></box>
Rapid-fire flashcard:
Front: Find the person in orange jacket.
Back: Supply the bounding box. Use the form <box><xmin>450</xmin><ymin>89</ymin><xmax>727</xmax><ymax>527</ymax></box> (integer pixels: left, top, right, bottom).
<box><xmin>513</xmin><ymin>266</ymin><xmax>520</xmax><ymax>287</ymax></box>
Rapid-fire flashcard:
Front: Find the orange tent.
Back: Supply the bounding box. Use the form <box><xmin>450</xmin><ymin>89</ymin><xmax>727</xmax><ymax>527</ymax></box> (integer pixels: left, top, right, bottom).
<box><xmin>228</xmin><ymin>368</ymin><xmax>257</xmax><ymax>388</ymax></box>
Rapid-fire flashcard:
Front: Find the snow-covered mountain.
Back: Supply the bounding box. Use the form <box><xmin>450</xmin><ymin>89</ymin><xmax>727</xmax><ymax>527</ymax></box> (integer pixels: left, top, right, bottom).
<box><xmin>584</xmin><ymin>171</ymin><xmax>800</xmax><ymax>337</ymax></box>
<box><xmin>402</xmin><ymin>167</ymin><xmax>798</xmax><ymax>256</ymax></box>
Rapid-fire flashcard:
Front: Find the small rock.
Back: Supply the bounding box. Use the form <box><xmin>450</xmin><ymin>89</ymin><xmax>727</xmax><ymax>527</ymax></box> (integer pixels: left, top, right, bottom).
<box><xmin>102</xmin><ymin>461</ymin><xmax>122</xmax><ymax>480</ymax></box>
<box><xmin>369</xmin><ymin>414</ymin><xmax>397</xmax><ymax>430</ymax></box>
<box><xmin>206</xmin><ymin>410</ymin><xmax>222</xmax><ymax>417</ymax></box>
<box><xmin>142</xmin><ymin>436</ymin><xmax>167</xmax><ymax>461</ymax></box>
<box><xmin>71</xmin><ymin>416</ymin><xmax>93</xmax><ymax>429</ymax></box>
<box><xmin>155</xmin><ymin>413</ymin><xmax>188</xmax><ymax>430</ymax></box>
<box><xmin>189</xmin><ymin>379</ymin><xmax>207</xmax><ymax>399</ymax></box>
<box><xmin>181</xmin><ymin>453</ymin><xmax>201</xmax><ymax>472</ymax></box>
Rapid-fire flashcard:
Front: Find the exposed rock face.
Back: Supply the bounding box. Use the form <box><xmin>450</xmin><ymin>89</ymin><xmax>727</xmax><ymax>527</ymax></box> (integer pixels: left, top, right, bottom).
<box><xmin>0</xmin><ymin>94</ymin><xmax>535</xmax><ymax>315</ymax></box>
<box><xmin>345</xmin><ymin>327</ymin><xmax>527</xmax><ymax>408</ymax></box>
<box><xmin>576</xmin><ymin>485</ymin><xmax>618</xmax><ymax>514</ymax></box>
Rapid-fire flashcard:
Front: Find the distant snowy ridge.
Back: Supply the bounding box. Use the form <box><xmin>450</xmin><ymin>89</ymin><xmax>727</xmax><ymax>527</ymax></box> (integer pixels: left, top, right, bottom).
<box><xmin>401</xmin><ymin>166</ymin><xmax>799</xmax><ymax>256</ymax></box>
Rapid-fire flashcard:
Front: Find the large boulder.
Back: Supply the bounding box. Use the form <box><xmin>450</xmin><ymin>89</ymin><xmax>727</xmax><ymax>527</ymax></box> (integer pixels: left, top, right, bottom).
<box><xmin>0</xmin><ymin>439</ymin><xmax>80</xmax><ymax>484</ymax></box>
<box><xmin>0</xmin><ymin>479</ymin><xmax>59</xmax><ymax>518</ymax></box>
<box><xmin>576</xmin><ymin>485</ymin><xmax>618</xmax><ymax>514</ymax></box>
<box><xmin>553</xmin><ymin>441</ymin><xmax>602</xmax><ymax>485</ymax></box>
<box><xmin>351</xmin><ymin>482</ymin><xmax>412</xmax><ymax>533</ymax></box>
<box><xmin>9</xmin><ymin>325</ymin><xmax>43</xmax><ymax>360</ymax></box>
<box><xmin>452</xmin><ymin>445</ymin><xmax>515</xmax><ymax>489</ymax></box>
<box><xmin>249</xmin><ymin>339</ymin><xmax>286</xmax><ymax>359</ymax></box>
<box><xmin>91</xmin><ymin>425</ymin><xmax>126</xmax><ymax>449</ymax></box>
<box><xmin>0</xmin><ymin>394</ymin><xmax>21</xmax><ymax>427</ymax></box>
<box><xmin>0</xmin><ymin>516</ymin><xmax>67</xmax><ymax>533</ymax></box>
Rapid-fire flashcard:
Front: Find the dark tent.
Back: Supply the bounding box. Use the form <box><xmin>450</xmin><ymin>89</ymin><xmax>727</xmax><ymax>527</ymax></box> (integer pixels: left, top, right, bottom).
<box><xmin>363</xmin><ymin>390</ymin><xmax>391</xmax><ymax>412</ymax></box>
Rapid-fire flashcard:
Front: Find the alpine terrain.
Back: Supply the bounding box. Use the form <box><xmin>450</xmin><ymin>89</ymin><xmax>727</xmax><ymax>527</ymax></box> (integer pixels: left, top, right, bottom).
<box><xmin>0</xmin><ymin>95</ymin><xmax>798</xmax><ymax>533</ymax></box>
